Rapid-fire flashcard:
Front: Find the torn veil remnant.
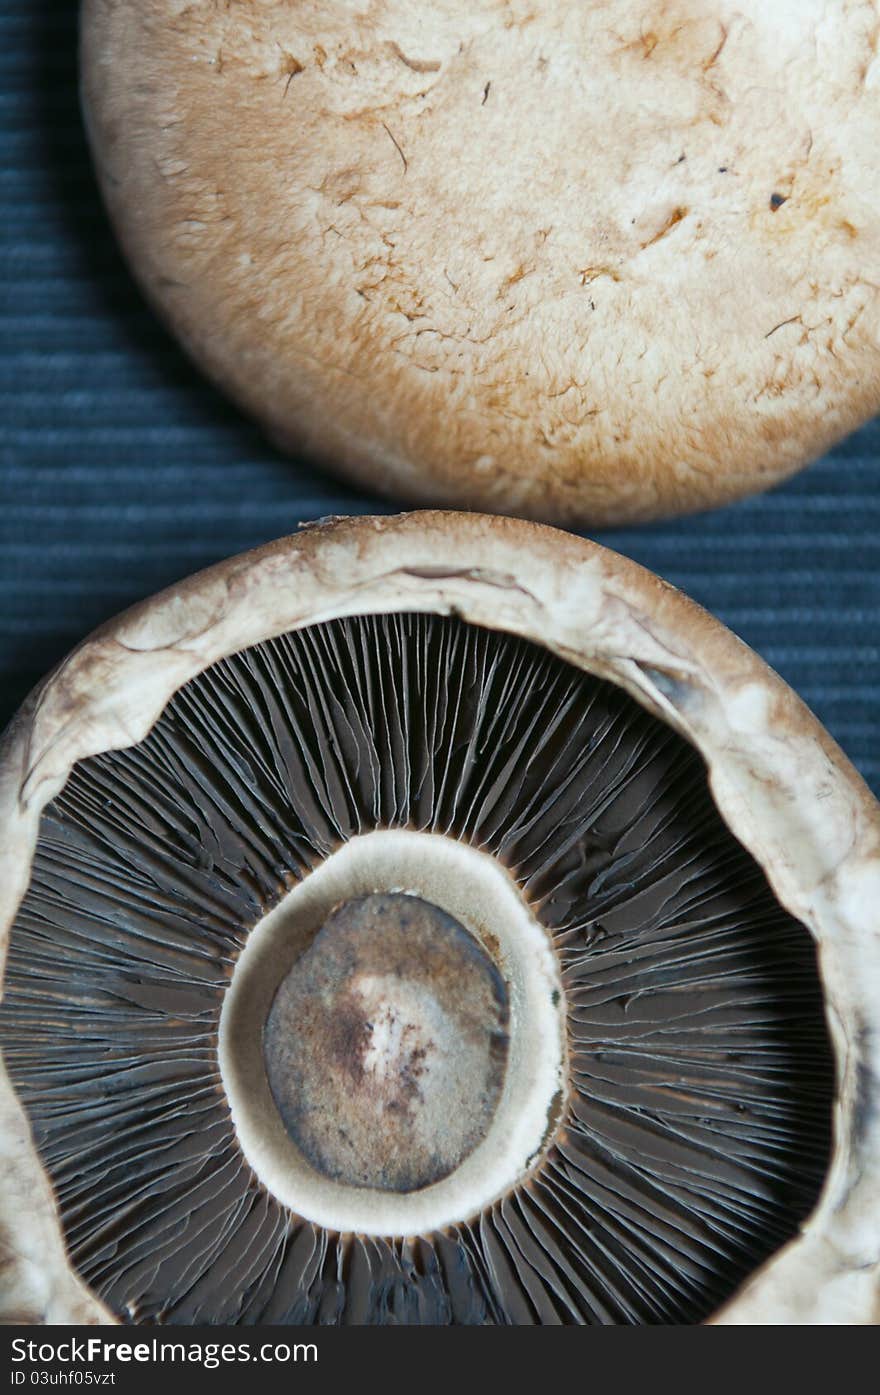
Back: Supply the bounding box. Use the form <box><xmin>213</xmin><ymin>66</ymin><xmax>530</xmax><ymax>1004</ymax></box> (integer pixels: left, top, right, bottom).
<box><xmin>0</xmin><ymin>513</ymin><xmax>878</xmax><ymax>1324</ymax></box>
<box><xmin>81</xmin><ymin>1</ymin><xmax>880</xmax><ymax>525</ymax></box>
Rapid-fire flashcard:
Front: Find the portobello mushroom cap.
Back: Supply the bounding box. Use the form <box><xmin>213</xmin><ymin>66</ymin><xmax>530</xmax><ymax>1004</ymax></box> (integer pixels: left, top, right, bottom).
<box><xmin>80</xmin><ymin>0</ymin><xmax>880</xmax><ymax>525</ymax></box>
<box><xmin>1</xmin><ymin>512</ymin><xmax>878</xmax><ymax>1324</ymax></box>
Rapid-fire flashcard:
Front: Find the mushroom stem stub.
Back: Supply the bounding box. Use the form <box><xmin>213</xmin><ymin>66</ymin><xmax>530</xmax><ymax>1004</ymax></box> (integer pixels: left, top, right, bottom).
<box><xmin>263</xmin><ymin>893</ymin><xmax>510</xmax><ymax>1193</ymax></box>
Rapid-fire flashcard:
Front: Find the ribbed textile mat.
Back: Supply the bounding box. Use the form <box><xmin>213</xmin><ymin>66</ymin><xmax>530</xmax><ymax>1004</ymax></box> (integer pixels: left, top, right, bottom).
<box><xmin>1</xmin><ymin>4</ymin><xmax>878</xmax><ymax>795</ymax></box>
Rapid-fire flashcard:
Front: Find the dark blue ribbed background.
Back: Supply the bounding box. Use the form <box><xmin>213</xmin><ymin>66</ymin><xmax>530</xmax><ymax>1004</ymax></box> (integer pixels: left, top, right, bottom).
<box><xmin>2</xmin><ymin>3</ymin><xmax>878</xmax><ymax>793</ymax></box>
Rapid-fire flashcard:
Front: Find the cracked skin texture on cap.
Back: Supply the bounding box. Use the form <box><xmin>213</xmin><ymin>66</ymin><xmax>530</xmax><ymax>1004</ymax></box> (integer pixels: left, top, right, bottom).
<box><xmin>81</xmin><ymin>0</ymin><xmax>880</xmax><ymax>525</ymax></box>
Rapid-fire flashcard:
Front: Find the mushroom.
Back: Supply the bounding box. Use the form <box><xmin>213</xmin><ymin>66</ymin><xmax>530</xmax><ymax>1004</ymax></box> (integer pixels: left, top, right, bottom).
<box><xmin>80</xmin><ymin>2</ymin><xmax>880</xmax><ymax>525</ymax></box>
<box><xmin>1</xmin><ymin>513</ymin><xmax>878</xmax><ymax>1324</ymax></box>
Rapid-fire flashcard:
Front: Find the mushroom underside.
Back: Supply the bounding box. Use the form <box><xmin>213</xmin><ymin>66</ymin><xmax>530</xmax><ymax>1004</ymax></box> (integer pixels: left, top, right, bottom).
<box><xmin>0</xmin><ymin>611</ymin><xmax>834</xmax><ymax>1324</ymax></box>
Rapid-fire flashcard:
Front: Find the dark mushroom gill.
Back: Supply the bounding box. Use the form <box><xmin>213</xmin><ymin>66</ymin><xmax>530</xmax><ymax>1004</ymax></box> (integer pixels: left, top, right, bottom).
<box><xmin>0</xmin><ymin>612</ymin><xmax>834</xmax><ymax>1324</ymax></box>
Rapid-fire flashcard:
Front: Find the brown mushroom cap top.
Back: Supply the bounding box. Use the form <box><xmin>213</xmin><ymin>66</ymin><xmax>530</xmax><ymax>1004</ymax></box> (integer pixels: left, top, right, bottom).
<box><xmin>1</xmin><ymin>511</ymin><xmax>879</xmax><ymax>1324</ymax></box>
<box><xmin>82</xmin><ymin>1</ymin><xmax>880</xmax><ymax>524</ymax></box>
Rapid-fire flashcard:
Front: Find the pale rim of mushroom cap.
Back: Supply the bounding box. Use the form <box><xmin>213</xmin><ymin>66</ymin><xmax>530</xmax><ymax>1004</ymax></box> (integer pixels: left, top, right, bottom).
<box><xmin>1</xmin><ymin>511</ymin><xmax>878</xmax><ymax>1325</ymax></box>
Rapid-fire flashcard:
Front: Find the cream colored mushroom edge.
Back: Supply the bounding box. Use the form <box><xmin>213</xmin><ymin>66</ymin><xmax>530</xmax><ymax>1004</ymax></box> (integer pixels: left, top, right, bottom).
<box><xmin>0</xmin><ymin>513</ymin><xmax>878</xmax><ymax>1324</ymax></box>
<box><xmin>80</xmin><ymin>1</ymin><xmax>880</xmax><ymax>525</ymax></box>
